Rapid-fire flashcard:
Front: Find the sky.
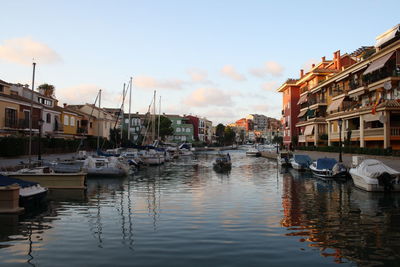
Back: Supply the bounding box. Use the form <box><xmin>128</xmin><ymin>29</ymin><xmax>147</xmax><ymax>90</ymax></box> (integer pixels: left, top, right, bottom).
<box><xmin>0</xmin><ymin>0</ymin><xmax>399</xmax><ymax>124</ymax></box>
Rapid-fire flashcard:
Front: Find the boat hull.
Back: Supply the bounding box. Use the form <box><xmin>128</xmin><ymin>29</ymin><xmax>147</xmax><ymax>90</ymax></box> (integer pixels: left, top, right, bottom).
<box><xmin>350</xmin><ymin>170</ymin><xmax>400</xmax><ymax>192</ymax></box>
<box><xmin>6</xmin><ymin>173</ymin><xmax>87</xmax><ymax>190</ymax></box>
<box><xmin>246</xmin><ymin>152</ymin><xmax>261</xmax><ymax>157</ymax></box>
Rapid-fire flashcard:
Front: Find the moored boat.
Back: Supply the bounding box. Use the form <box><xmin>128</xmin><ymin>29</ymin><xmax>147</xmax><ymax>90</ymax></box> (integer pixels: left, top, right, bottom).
<box><xmin>278</xmin><ymin>151</ymin><xmax>293</xmax><ymax>167</ymax></box>
<box><xmin>83</xmin><ymin>156</ymin><xmax>130</xmax><ymax>177</ymax></box>
<box><xmin>309</xmin><ymin>158</ymin><xmax>347</xmax><ymax>179</ymax></box>
<box><xmin>246</xmin><ymin>146</ymin><xmax>261</xmax><ymax>157</ymax></box>
<box><xmin>349</xmin><ymin>159</ymin><xmax>400</xmax><ymax>192</ymax></box>
<box><xmin>1</xmin><ymin>167</ymin><xmax>86</xmax><ymax>190</ymax></box>
<box><xmin>290</xmin><ymin>154</ymin><xmax>312</xmax><ymax>171</ymax></box>
<box><xmin>0</xmin><ymin>175</ymin><xmax>48</xmax><ymax>209</ymax></box>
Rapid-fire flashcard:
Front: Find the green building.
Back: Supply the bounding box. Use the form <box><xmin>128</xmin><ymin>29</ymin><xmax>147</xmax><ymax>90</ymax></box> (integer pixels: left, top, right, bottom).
<box><xmin>165</xmin><ymin>115</ymin><xmax>194</xmax><ymax>143</ymax></box>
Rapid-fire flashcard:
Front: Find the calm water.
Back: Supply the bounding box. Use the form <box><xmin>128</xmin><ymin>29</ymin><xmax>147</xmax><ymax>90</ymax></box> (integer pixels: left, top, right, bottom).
<box><xmin>1</xmin><ymin>150</ymin><xmax>400</xmax><ymax>266</ymax></box>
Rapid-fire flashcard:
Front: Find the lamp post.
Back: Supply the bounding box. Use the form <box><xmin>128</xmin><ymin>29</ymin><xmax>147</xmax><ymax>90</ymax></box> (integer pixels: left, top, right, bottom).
<box><xmin>338</xmin><ymin>118</ymin><xmax>343</xmax><ymax>162</ymax></box>
<box><xmin>38</xmin><ymin>119</ymin><xmax>44</xmax><ymax>161</ymax></box>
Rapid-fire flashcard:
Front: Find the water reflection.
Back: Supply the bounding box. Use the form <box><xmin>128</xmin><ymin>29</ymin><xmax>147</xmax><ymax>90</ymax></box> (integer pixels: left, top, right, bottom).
<box><xmin>1</xmin><ymin>153</ymin><xmax>400</xmax><ymax>266</ymax></box>
<box><xmin>282</xmin><ymin>170</ymin><xmax>400</xmax><ymax>265</ymax></box>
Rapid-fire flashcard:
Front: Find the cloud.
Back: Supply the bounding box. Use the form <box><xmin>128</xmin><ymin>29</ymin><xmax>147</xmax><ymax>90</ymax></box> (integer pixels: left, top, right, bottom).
<box><xmin>183</xmin><ymin>87</ymin><xmax>233</xmax><ymax>107</ymax></box>
<box><xmin>0</xmin><ymin>37</ymin><xmax>61</xmax><ymax>65</ymax></box>
<box><xmin>187</xmin><ymin>68</ymin><xmax>211</xmax><ymax>84</ymax></box>
<box><xmin>250</xmin><ymin>61</ymin><xmax>284</xmax><ymax>77</ymax></box>
<box><xmin>134</xmin><ymin>75</ymin><xmax>185</xmax><ymax>90</ymax></box>
<box><xmin>251</xmin><ymin>104</ymin><xmax>269</xmax><ymax>112</ymax></box>
<box><xmin>57</xmin><ymin>84</ymin><xmax>120</xmax><ymax>107</ymax></box>
<box><xmin>221</xmin><ymin>65</ymin><xmax>246</xmax><ymax>81</ymax></box>
<box><xmin>261</xmin><ymin>81</ymin><xmax>278</xmax><ymax>91</ymax></box>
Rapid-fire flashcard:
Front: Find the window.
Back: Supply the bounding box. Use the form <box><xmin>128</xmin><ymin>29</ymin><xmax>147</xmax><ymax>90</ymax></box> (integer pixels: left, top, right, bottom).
<box><xmin>0</xmin><ymin>85</ymin><xmax>4</xmax><ymax>92</ymax></box>
<box><xmin>177</xmin><ymin>120</ymin><xmax>181</xmax><ymax>125</ymax></box>
<box><xmin>125</xmin><ymin>119</ymin><xmax>129</xmax><ymax>123</ymax></box>
<box><xmin>176</xmin><ymin>127</ymin><xmax>181</xmax><ymax>132</ymax></box>
<box><xmin>46</xmin><ymin>113</ymin><xmax>51</xmax><ymax>123</ymax></box>
<box><xmin>5</xmin><ymin>108</ymin><xmax>17</xmax><ymax>128</ymax></box>
<box><xmin>186</xmin><ymin>128</ymin><xmax>191</xmax><ymax>132</ymax></box>
<box><xmin>64</xmin><ymin>115</ymin><xmax>69</xmax><ymax>126</ymax></box>
<box><xmin>23</xmin><ymin>110</ymin><xmax>30</xmax><ymax>128</ymax></box>
<box><xmin>38</xmin><ymin>97</ymin><xmax>52</xmax><ymax>106</ymax></box>
<box><xmin>90</xmin><ymin>122</ymin><xmax>93</xmax><ymax>128</ymax></box>
<box><xmin>70</xmin><ymin>117</ymin><xmax>75</xmax><ymax>126</ymax></box>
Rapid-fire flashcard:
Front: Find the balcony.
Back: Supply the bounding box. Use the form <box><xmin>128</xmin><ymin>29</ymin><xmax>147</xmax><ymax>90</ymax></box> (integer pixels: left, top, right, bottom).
<box><xmin>363</xmin><ymin>69</ymin><xmax>400</xmax><ymax>85</ymax></box>
<box><xmin>391</xmin><ymin>127</ymin><xmax>400</xmax><ymax>136</ymax></box>
<box><xmin>364</xmin><ymin>128</ymin><xmax>384</xmax><ymax>137</ymax></box>
<box><xmin>300</xmin><ymin>86</ymin><xmax>309</xmax><ymax>94</ymax></box>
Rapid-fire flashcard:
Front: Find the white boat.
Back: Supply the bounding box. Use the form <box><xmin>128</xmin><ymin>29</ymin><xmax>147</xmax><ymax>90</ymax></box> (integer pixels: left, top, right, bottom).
<box><xmin>349</xmin><ymin>159</ymin><xmax>400</xmax><ymax>192</ymax></box>
<box><xmin>278</xmin><ymin>151</ymin><xmax>293</xmax><ymax>167</ymax></box>
<box><xmin>290</xmin><ymin>154</ymin><xmax>312</xmax><ymax>171</ymax></box>
<box><xmin>139</xmin><ymin>149</ymin><xmax>165</xmax><ymax>165</ymax></box>
<box><xmin>1</xmin><ymin>166</ymin><xmax>87</xmax><ymax>189</ymax></box>
<box><xmin>83</xmin><ymin>156</ymin><xmax>130</xmax><ymax>177</ymax></box>
<box><xmin>246</xmin><ymin>146</ymin><xmax>261</xmax><ymax>157</ymax></box>
<box><xmin>0</xmin><ymin>174</ymin><xmax>48</xmax><ymax>209</ymax></box>
<box><xmin>309</xmin><ymin>158</ymin><xmax>347</xmax><ymax>179</ymax></box>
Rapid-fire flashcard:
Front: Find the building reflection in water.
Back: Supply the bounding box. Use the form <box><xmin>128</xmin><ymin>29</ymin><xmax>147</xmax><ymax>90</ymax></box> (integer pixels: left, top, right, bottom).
<box><xmin>281</xmin><ymin>169</ymin><xmax>400</xmax><ymax>265</ymax></box>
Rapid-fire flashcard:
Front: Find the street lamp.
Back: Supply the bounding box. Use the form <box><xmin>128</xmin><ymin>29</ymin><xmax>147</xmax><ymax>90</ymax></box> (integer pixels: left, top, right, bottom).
<box><xmin>38</xmin><ymin>119</ymin><xmax>44</xmax><ymax>161</ymax></box>
<box><xmin>338</xmin><ymin>118</ymin><xmax>343</xmax><ymax>162</ymax></box>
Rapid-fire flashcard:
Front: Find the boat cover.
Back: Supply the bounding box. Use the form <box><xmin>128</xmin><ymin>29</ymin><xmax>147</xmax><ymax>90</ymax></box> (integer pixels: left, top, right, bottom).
<box><xmin>354</xmin><ymin>159</ymin><xmax>400</xmax><ymax>178</ymax></box>
<box><xmin>294</xmin><ymin>155</ymin><xmax>312</xmax><ymax>166</ymax></box>
<box><xmin>0</xmin><ymin>175</ymin><xmax>39</xmax><ymax>188</ymax></box>
<box><xmin>316</xmin><ymin>158</ymin><xmax>337</xmax><ymax>170</ymax></box>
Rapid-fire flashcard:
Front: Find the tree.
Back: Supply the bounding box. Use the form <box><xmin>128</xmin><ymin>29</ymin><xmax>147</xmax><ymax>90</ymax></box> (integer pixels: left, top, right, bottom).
<box><xmin>144</xmin><ymin>115</ymin><xmax>174</xmax><ymax>141</ymax></box>
<box><xmin>215</xmin><ymin>123</ymin><xmax>225</xmax><ymax>146</ymax></box>
<box><xmin>224</xmin><ymin>127</ymin><xmax>236</xmax><ymax>145</ymax></box>
<box><xmin>38</xmin><ymin>83</ymin><xmax>55</xmax><ymax>98</ymax></box>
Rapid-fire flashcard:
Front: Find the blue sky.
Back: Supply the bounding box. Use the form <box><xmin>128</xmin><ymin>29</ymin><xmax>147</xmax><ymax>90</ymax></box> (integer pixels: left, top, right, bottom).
<box><xmin>0</xmin><ymin>0</ymin><xmax>399</xmax><ymax>124</ymax></box>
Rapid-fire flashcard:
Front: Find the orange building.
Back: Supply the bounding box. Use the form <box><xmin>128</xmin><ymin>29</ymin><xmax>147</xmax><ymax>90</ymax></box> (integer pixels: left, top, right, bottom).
<box><xmin>235</xmin><ymin>118</ymin><xmax>253</xmax><ymax>131</ymax></box>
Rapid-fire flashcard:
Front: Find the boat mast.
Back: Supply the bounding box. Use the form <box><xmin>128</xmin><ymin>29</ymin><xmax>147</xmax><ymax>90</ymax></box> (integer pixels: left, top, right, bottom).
<box><xmin>152</xmin><ymin>90</ymin><xmax>156</xmax><ymax>144</ymax></box>
<box><xmin>97</xmin><ymin>89</ymin><xmax>101</xmax><ymax>150</ymax></box>
<box><xmin>28</xmin><ymin>62</ymin><xmax>36</xmax><ymax>165</ymax></box>
<box><xmin>120</xmin><ymin>83</ymin><xmax>126</xmax><ymax>143</ymax></box>
<box><xmin>158</xmin><ymin>96</ymin><xmax>161</xmax><ymax>141</ymax></box>
<box><xmin>128</xmin><ymin>77</ymin><xmax>132</xmax><ymax>141</ymax></box>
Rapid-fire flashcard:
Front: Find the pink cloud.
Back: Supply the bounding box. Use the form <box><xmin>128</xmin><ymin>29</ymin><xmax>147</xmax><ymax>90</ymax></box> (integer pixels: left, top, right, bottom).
<box><xmin>183</xmin><ymin>87</ymin><xmax>233</xmax><ymax>107</ymax></box>
<box><xmin>221</xmin><ymin>65</ymin><xmax>246</xmax><ymax>81</ymax></box>
<box><xmin>134</xmin><ymin>75</ymin><xmax>185</xmax><ymax>90</ymax></box>
<box><xmin>250</xmin><ymin>61</ymin><xmax>284</xmax><ymax>77</ymax></box>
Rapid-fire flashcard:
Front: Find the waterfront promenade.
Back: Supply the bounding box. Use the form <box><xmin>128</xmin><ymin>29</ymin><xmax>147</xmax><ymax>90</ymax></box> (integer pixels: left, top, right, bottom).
<box><xmin>262</xmin><ymin>150</ymin><xmax>400</xmax><ymax>169</ymax></box>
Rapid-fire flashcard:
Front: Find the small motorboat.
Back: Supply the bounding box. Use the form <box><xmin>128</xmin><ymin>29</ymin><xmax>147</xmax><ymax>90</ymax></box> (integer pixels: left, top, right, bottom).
<box><xmin>349</xmin><ymin>159</ymin><xmax>400</xmax><ymax>192</ymax></box>
<box><xmin>309</xmin><ymin>158</ymin><xmax>347</xmax><ymax>179</ymax></box>
<box><xmin>0</xmin><ymin>174</ymin><xmax>48</xmax><ymax>209</ymax></box>
<box><xmin>213</xmin><ymin>154</ymin><xmax>232</xmax><ymax>172</ymax></box>
<box><xmin>290</xmin><ymin>154</ymin><xmax>312</xmax><ymax>171</ymax></box>
<box><xmin>246</xmin><ymin>146</ymin><xmax>261</xmax><ymax>157</ymax></box>
<box><xmin>83</xmin><ymin>156</ymin><xmax>130</xmax><ymax>177</ymax></box>
<box><xmin>278</xmin><ymin>151</ymin><xmax>293</xmax><ymax>167</ymax></box>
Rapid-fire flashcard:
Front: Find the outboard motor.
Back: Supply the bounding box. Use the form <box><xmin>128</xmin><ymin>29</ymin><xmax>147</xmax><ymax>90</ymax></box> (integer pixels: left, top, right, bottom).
<box><xmin>377</xmin><ymin>172</ymin><xmax>394</xmax><ymax>192</ymax></box>
<box><xmin>332</xmin><ymin>163</ymin><xmax>347</xmax><ymax>177</ymax></box>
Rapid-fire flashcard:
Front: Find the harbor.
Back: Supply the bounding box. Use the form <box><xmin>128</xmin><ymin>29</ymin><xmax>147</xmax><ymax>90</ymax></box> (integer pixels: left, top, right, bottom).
<box><xmin>1</xmin><ymin>149</ymin><xmax>400</xmax><ymax>266</ymax></box>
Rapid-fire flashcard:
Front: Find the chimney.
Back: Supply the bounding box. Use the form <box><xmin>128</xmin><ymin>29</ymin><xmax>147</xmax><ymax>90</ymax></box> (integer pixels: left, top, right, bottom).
<box><xmin>312</xmin><ymin>64</ymin><xmax>315</xmax><ymax>68</ymax></box>
<box><xmin>321</xmin><ymin>56</ymin><xmax>326</xmax><ymax>62</ymax></box>
<box><xmin>336</xmin><ymin>50</ymin><xmax>341</xmax><ymax>70</ymax></box>
<box><xmin>300</xmin><ymin>69</ymin><xmax>304</xmax><ymax>78</ymax></box>
<box><xmin>63</xmin><ymin>103</ymin><xmax>67</xmax><ymax>108</ymax></box>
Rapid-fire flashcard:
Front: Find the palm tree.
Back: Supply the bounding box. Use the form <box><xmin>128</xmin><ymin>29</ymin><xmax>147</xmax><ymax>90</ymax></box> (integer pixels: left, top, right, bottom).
<box><xmin>38</xmin><ymin>83</ymin><xmax>55</xmax><ymax>98</ymax></box>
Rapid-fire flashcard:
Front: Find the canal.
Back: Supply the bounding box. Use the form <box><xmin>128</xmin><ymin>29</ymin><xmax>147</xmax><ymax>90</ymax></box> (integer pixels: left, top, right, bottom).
<box><xmin>1</xmin><ymin>150</ymin><xmax>400</xmax><ymax>266</ymax></box>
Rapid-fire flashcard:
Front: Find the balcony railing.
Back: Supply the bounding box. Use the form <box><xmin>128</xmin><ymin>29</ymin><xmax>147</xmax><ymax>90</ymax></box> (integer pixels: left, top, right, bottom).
<box><xmin>5</xmin><ymin>117</ymin><xmax>18</xmax><ymax>128</ymax></box>
<box><xmin>391</xmin><ymin>127</ymin><xmax>400</xmax><ymax>136</ymax></box>
<box><xmin>363</xmin><ymin>69</ymin><xmax>400</xmax><ymax>85</ymax></box>
<box><xmin>308</xmin><ymin>98</ymin><xmax>326</xmax><ymax>105</ymax></box>
<box><xmin>364</xmin><ymin>128</ymin><xmax>384</xmax><ymax>137</ymax></box>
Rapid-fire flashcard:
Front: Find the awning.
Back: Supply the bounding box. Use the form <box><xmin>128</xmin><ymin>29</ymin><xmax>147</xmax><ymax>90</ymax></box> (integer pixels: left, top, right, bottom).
<box><xmin>351</xmin><ymin>64</ymin><xmax>368</xmax><ymax>74</ymax></box>
<box><xmin>297</xmin><ymin>94</ymin><xmax>308</xmax><ymax>105</ymax></box>
<box><xmin>304</xmin><ymin>125</ymin><xmax>314</xmax><ymax>136</ymax></box>
<box><xmin>326</xmin><ymin>97</ymin><xmax>345</xmax><ymax>113</ymax></box>
<box><xmin>375</xmin><ymin>25</ymin><xmax>399</xmax><ymax>48</ymax></box>
<box><xmin>363</xmin><ymin>51</ymin><xmax>395</xmax><ymax>75</ymax></box>
<box><xmin>363</xmin><ymin>113</ymin><xmax>380</xmax><ymax>122</ymax></box>
<box><xmin>297</xmin><ymin>109</ymin><xmax>308</xmax><ymax>118</ymax></box>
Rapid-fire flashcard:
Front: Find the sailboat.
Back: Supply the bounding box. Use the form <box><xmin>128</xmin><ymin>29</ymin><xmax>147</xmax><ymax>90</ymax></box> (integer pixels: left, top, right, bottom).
<box><xmin>140</xmin><ymin>91</ymin><xmax>165</xmax><ymax>166</ymax></box>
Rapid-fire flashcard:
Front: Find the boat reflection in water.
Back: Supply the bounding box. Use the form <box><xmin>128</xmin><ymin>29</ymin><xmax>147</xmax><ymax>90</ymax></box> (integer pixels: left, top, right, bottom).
<box><xmin>282</xmin><ymin>170</ymin><xmax>400</xmax><ymax>265</ymax></box>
